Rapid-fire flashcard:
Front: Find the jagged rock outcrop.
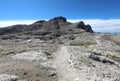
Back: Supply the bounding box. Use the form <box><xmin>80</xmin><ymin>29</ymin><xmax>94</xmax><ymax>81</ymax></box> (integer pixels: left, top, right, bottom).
<box><xmin>49</xmin><ymin>16</ymin><xmax>67</xmax><ymax>22</ymax></box>
<box><xmin>0</xmin><ymin>16</ymin><xmax>93</xmax><ymax>35</ymax></box>
<box><xmin>76</xmin><ymin>21</ymin><xmax>93</xmax><ymax>32</ymax></box>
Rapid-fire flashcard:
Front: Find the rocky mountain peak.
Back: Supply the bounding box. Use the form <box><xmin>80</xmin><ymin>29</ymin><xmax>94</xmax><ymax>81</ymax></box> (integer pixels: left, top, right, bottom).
<box><xmin>49</xmin><ymin>16</ymin><xmax>67</xmax><ymax>23</ymax></box>
<box><xmin>0</xmin><ymin>16</ymin><xmax>94</xmax><ymax>35</ymax></box>
<box><xmin>33</xmin><ymin>20</ymin><xmax>46</xmax><ymax>24</ymax></box>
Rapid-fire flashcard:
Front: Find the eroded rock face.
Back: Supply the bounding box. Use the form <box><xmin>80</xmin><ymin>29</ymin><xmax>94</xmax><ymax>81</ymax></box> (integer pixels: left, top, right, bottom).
<box><xmin>0</xmin><ymin>16</ymin><xmax>93</xmax><ymax>36</ymax></box>
<box><xmin>76</xmin><ymin>21</ymin><xmax>93</xmax><ymax>32</ymax></box>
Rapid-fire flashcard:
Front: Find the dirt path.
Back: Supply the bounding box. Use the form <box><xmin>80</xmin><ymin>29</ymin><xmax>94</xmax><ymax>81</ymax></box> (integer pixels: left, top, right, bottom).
<box><xmin>54</xmin><ymin>46</ymin><xmax>79</xmax><ymax>81</ymax></box>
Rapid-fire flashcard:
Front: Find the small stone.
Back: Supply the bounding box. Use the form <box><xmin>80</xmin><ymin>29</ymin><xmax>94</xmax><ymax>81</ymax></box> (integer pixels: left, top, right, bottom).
<box><xmin>75</xmin><ymin>77</ymin><xmax>79</xmax><ymax>81</ymax></box>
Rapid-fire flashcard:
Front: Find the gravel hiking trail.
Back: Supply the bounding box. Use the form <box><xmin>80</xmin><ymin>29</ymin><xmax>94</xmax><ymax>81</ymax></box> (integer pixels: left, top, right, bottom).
<box><xmin>54</xmin><ymin>46</ymin><xmax>79</xmax><ymax>81</ymax></box>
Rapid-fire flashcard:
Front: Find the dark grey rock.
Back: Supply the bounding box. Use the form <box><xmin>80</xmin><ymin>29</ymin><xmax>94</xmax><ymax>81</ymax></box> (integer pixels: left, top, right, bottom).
<box><xmin>0</xmin><ymin>16</ymin><xmax>94</xmax><ymax>36</ymax></box>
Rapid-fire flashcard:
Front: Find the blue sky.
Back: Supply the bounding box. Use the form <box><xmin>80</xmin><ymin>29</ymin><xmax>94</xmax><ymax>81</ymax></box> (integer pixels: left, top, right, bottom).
<box><xmin>0</xmin><ymin>0</ymin><xmax>120</xmax><ymax>33</ymax></box>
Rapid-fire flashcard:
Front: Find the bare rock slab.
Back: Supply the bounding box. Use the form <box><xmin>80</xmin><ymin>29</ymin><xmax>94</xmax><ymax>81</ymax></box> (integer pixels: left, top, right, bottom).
<box><xmin>11</xmin><ymin>51</ymin><xmax>48</xmax><ymax>62</ymax></box>
<box><xmin>0</xmin><ymin>74</ymin><xmax>19</xmax><ymax>81</ymax></box>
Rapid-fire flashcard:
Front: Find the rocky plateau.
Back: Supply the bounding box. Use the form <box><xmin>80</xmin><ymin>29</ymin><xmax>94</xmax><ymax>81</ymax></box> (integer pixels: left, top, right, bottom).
<box><xmin>0</xmin><ymin>16</ymin><xmax>120</xmax><ymax>81</ymax></box>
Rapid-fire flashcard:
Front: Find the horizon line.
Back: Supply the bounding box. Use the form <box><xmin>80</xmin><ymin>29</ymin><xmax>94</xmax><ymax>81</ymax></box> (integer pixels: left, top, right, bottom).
<box><xmin>0</xmin><ymin>19</ymin><xmax>120</xmax><ymax>33</ymax></box>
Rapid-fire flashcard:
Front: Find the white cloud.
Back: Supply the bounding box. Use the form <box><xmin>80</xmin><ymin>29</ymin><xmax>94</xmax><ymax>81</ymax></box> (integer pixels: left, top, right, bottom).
<box><xmin>0</xmin><ymin>20</ymin><xmax>37</xmax><ymax>27</ymax></box>
<box><xmin>68</xmin><ymin>19</ymin><xmax>120</xmax><ymax>33</ymax></box>
<box><xmin>0</xmin><ymin>19</ymin><xmax>120</xmax><ymax>33</ymax></box>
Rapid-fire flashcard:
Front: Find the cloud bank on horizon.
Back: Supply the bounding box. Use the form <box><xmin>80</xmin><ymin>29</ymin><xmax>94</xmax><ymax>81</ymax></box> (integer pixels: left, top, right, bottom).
<box><xmin>0</xmin><ymin>20</ymin><xmax>36</xmax><ymax>27</ymax></box>
<box><xmin>69</xmin><ymin>19</ymin><xmax>120</xmax><ymax>33</ymax></box>
<box><xmin>0</xmin><ymin>19</ymin><xmax>120</xmax><ymax>33</ymax></box>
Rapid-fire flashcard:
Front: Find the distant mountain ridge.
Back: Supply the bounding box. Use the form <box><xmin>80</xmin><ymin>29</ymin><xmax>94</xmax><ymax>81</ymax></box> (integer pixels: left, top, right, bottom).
<box><xmin>0</xmin><ymin>16</ymin><xmax>93</xmax><ymax>35</ymax></box>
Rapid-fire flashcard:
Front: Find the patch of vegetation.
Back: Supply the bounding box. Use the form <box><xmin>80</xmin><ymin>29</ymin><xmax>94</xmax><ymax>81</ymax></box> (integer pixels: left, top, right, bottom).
<box><xmin>115</xmin><ymin>50</ymin><xmax>120</xmax><ymax>53</ymax></box>
<box><xmin>70</xmin><ymin>41</ymin><xmax>97</xmax><ymax>46</ymax></box>
<box><xmin>102</xmin><ymin>35</ymin><xmax>120</xmax><ymax>45</ymax></box>
<box><xmin>102</xmin><ymin>35</ymin><xmax>111</xmax><ymax>40</ymax></box>
<box><xmin>46</xmin><ymin>45</ymin><xmax>59</xmax><ymax>53</ymax></box>
<box><xmin>112</xmin><ymin>40</ymin><xmax>120</xmax><ymax>45</ymax></box>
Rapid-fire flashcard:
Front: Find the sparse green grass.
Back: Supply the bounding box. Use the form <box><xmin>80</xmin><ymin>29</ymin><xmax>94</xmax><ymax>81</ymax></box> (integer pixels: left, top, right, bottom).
<box><xmin>115</xmin><ymin>50</ymin><xmax>120</xmax><ymax>53</ymax></box>
<box><xmin>70</xmin><ymin>41</ymin><xmax>97</xmax><ymax>46</ymax></box>
<box><xmin>102</xmin><ymin>35</ymin><xmax>120</xmax><ymax>45</ymax></box>
<box><xmin>46</xmin><ymin>45</ymin><xmax>59</xmax><ymax>53</ymax></box>
<box><xmin>102</xmin><ymin>35</ymin><xmax>111</xmax><ymax>40</ymax></box>
<box><xmin>112</xmin><ymin>40</ymin><xmax>120</xmax><ymax>45</ymax></box>
<box><xmin>0</xmin><ymin>47</ymin><xmax>27</xmax><ymax>57</ymax></box>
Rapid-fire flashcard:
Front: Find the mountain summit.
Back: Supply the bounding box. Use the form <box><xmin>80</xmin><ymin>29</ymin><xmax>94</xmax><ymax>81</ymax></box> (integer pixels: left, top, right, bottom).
<box><xmin>0</xmin><ymin>16</ymin><xmax>93</xmax><ymax>35</ymax></box>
